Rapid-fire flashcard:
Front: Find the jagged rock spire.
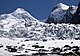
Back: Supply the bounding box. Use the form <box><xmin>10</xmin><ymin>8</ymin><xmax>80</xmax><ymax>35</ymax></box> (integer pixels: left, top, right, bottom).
<box><xmin>75</xmin><ymin>2</ymin><xmax>80</xmax><ymax>14</ymax></box>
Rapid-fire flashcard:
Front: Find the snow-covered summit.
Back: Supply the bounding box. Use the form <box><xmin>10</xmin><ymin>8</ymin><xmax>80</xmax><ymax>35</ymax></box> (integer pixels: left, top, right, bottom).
<box><xmin>56</xmin><ymin>3</ymin><xmax>69</xmax><ymax>10</ymax></box>
<box><xmin>47</xmin><ymin>3</ymin><xmax>69</xmax><ymax>23</ymax></box>
<box><xmin>14</xmin><ymin>8</ymin><xmax>28</xmax><ymax>14</ymax></box>
<box><xmin>0</xmin><ymin>8</ymin><xmax>38</xmax><ymax>21</ymax></box>
<box><xmin>11</xmin><ymin>8</ymin><xmax>38</xmax><ymax>21</ymax></box>
<box><xmin>0</xmin><ymin>8</ymin><xmax>39</xmax><ymax>31</ymax></box>
<box><xmin>46</xmin><ymin>3</ymin><xmax>78</xmax><ymax>24</ymax></box>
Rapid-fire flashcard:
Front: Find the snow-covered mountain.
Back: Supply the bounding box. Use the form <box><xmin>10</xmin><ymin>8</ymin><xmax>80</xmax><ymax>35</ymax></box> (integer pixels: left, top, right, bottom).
<box><xmin>46</xmin><ymin>3</ymin><xmax>78</xmax><ymax>23</ymax></box>
<box><xmin>0</xmin><ymin>3</ymin><xmax>80</xmax><ymax>40</ymax></box>
<box><xmin>0</xmin><ymin>8</ymin><xmax>39</xmax><ymax>31</ymax></box>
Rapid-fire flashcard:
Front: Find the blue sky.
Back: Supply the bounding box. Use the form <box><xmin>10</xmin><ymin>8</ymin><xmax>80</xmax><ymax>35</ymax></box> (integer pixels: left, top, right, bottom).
<box><xmin>0</xmin><ymin>0</ymin><xmax>80</xmax><ymax>20</ymax></box>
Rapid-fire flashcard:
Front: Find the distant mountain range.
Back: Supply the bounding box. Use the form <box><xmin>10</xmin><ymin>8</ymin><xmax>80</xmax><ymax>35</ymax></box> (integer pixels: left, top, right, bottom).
<box><xmin>0</xmin><ymin>2</ymin><xmax>80</xmax><ymax>40</ymax></box>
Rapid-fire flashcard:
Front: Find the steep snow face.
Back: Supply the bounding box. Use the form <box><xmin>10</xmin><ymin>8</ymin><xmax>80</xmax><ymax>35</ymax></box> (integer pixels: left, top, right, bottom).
<box><xmin>51</xmin><ymin>8</ymin><xmax>66</xmax><ymax>22</ymax></box>
<box><xmin>47</xmin><ymin>3</ymin><xmax>69</xmax><ymax>23</ymax></box>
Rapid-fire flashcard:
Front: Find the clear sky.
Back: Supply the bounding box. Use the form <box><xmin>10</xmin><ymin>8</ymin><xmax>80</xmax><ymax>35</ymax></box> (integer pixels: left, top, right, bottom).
<box><xmin>0</xmin><ymin>0</ymin><xmax>80</xmax><ymax>20</ymax></box>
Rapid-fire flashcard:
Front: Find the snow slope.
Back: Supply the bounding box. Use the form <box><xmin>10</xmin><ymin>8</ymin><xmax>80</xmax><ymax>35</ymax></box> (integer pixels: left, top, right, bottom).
<box><xmin>0</xmin><ymin>38</ymin><xmax>80</xmax><ymax>56</ymax></box>
<box><xmin>0</xmin><ymin>8</ymin><xmax>39</xmax><ymax>31</ymax></box>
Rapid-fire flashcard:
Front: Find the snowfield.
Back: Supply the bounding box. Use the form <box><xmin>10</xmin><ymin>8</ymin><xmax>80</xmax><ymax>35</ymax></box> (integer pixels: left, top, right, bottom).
<box><xmin>0</xmin><ymin>38</ymin><xmax>80</xmax><ymax>56</ymax></box>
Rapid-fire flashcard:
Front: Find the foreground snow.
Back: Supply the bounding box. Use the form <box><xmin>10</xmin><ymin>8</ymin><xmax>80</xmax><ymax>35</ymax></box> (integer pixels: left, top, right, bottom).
<box><xmin>0</xmin><ymin>38</ymin><xmax>80</xmax><ymax>56</ymax></box>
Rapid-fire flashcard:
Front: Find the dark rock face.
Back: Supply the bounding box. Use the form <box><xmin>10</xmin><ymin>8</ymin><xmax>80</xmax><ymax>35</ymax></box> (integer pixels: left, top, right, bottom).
<box><xmin>32</xmin><ymin>45</ymin><xmax>39</xmax><ymax>48</ymax></box>
<box><xmin>14</xmin><ymin>55</ymin><xmax>26</xmax><ymax>56</ymax></box>
<box><xmin>46</xmin><ymin>16</ymin><xmax>55</xmax><ymax>24</ymax></box>
<box><xmin>6</xmin><ymin>46</ymin><xmax>17</xmax><ymax>52</ymax></box>
<box><xmin>0</xmin><ymin>44</ymin><xmax>3</xmax><ymax>48</ymax></box>
<box><xmin>76</xmin><ymin>2</ymin><xmax>80</xmax><ymax>15</ymax></box>
<box><xmin>61</xmin><ymin>6</ymin><xmax>73</xmax><ymax>23</ymax></box>
<box><xmin>71</xmin><ymin>2</ymin><xmax>80</xmax><ymax>24</ymax></box>
<box><xmin>71</xmin><ymin>46</ymin><xmax>79</xmax><ymax>51</ymax></box>
<box><xmin>62</xmin><ymin>45</ymin><xmax>71</xmax><ymax>51</ymax></box>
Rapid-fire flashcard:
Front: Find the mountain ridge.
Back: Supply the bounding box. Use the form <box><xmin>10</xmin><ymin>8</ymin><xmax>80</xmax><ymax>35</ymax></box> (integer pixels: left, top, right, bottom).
<box><xmin>0</xmin><ymin>3</ymin><xmax>80</xmax><ymax>40</ymax></box>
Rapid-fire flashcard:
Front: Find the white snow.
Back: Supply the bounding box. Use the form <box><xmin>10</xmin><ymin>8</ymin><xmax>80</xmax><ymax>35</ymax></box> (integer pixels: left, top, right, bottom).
<box><xmin>14</xmin><ymin>8</ymin><xmax>27</xmax><ymax>13</ymax></box>
<box><xmin>0</xmin><ymin>38</ymin><xmax>80</xmax><ymax>56</ymax></box>
<box><xmin>57</xmin><ymin>3</ymin><xmax>69</xmax><ymax>10</ymax></box>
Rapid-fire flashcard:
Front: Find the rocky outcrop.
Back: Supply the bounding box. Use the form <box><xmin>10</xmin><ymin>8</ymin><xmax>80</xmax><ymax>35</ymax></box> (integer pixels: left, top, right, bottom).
<box><xmin>71</xmin><ymin>2</ymin><xmax>80</xmax><ymax>24</ymax></box>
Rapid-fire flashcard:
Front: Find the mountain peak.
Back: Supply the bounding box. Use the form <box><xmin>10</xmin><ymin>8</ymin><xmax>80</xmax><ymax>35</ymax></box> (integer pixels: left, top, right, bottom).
<box><xmin>14</xmin><ymin>8</ymin><xmax>28</xmax><ymax>14</ymax></box>
<box><xmin>11</xmin><ymin>8</ymin><xmax>38</xmax><ymax>21</ymax></box>
<box><xmin>56</xmin><ymin>3</ymin><xmax>69</xmax><ymax>10</ymax></box>
<box><xmin>57</xmin><ymin>3</ymin><xmax>64</xmax><ymax>5</ymax></box>
<box><xmin>16</xmin><ymin>8</ymin><xmax>24</xmax><ymax>11</ymax></box>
